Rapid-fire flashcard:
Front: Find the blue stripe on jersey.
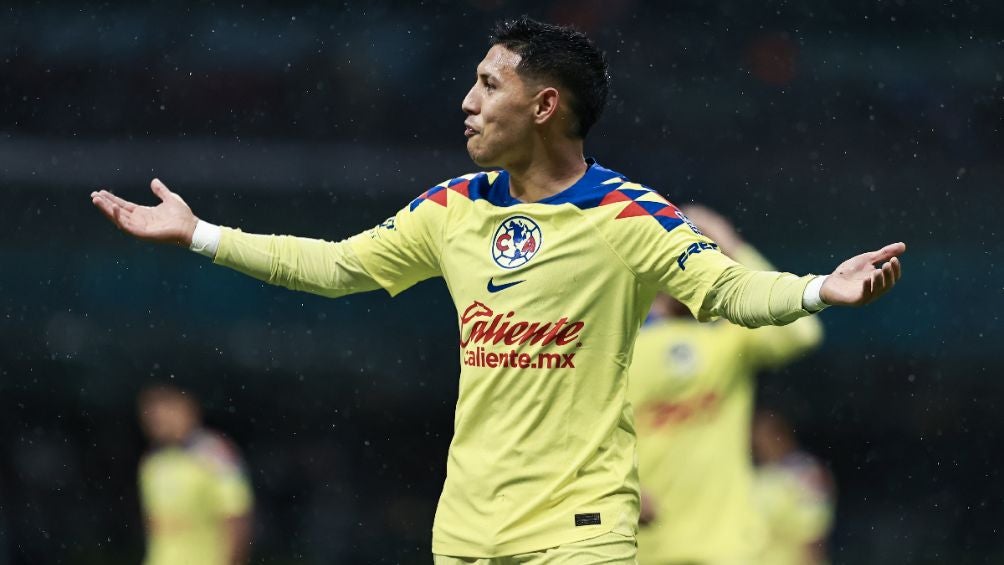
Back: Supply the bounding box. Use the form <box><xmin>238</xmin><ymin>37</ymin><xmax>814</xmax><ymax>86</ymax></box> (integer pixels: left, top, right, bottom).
<box><xmin>655</xmin><ymin>215</ymin><xmax>686</xmax><ymax>232</ymax></box>
<box><xmin>637</xmin><ymin>201</ymin><xmax>669</xmax><ymax>215</ymax></box>
<box><xmin>470</xmin><ymin>158</ymin><xmax>625</xmax><ymax>208</ymax></box>
<box><xmin>408</xmin><ymin>160</ymin><xmax>684</xmax><ymax>233</ymax></box>
<box><xmin>619</xmin><ymin>189</ymin><xmax>650</xmax><ymax>201</ymax></box>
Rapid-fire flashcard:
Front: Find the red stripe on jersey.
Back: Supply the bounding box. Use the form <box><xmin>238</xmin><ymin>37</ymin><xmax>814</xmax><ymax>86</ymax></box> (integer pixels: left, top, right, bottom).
<box><xmin>427</xmin><ymin>187</ymin><xmax>449</xmax><ymax>207</ymax></box>
<box><xmin>654</xmin><ymin>204</ymin><xmax>682</xmax><ymax>217</ymax></box>
<box><xmin>599</xmin><ymin>190</ymin><xmax>633</xmax><ymax>206</ymax></box>
<box><xmin>449</xmin><ymin>179</ymin><xmax>471</xmax><ymax>198</ymax></box>
<box><xmin>616</xmin><ymin>201</ymin><xmax>650</xmax><ymax>219</ymax></box>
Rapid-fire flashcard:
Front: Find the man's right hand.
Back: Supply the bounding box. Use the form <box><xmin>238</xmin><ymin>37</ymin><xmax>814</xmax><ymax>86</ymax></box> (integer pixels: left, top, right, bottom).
<box><xmin>91</xmin><ymin>179</ymin><xmax>198</xmax><ymax>247</ymax></box>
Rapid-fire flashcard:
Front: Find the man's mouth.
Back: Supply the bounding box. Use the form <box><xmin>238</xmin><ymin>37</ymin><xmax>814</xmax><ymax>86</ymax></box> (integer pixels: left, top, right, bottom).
<box><xmin>464</xmin><ymin>124</ymin><xmax>479</xmax><ymax>138</ymax></box>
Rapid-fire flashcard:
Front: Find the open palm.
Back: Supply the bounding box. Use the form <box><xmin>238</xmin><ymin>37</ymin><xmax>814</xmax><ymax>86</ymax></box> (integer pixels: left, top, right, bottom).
<box><xmin>820</xmin><ymin>242</ymin><xmax>905</xmax><ymax>306</ymax></box>
<box><xmin>91</xmin><ymin>179</ymin><xmax>198</xmax><ymax>247</ymax></box>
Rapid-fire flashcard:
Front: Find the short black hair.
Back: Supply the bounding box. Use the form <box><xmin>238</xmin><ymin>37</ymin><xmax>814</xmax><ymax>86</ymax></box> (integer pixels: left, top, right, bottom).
<box><xmin>490</xmin><ymin>16</ymin><xmax>610</xmax><ymax>138</ymax></box>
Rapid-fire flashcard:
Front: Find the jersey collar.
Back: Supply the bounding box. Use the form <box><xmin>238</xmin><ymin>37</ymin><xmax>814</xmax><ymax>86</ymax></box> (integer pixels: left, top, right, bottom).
<box><xmin>485</xmin><ymin>158</ymin><xmax>625</xmax><ymax>207</ymax></box>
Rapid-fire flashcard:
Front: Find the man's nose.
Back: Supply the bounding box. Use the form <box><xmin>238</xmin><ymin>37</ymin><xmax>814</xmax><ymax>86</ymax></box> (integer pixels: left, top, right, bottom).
<box><xmin>461</xmin><ymin>86</ymin><xmax>478</xmax><ymax>115</ymax></box>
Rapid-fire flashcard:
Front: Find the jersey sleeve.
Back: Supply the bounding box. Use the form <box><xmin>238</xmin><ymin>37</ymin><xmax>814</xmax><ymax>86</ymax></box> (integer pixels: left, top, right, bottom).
<box><xmin>745</xmin><ymin>311</ymin><xmax>823</xmax><ymax>368</ymax></box>
<box><xmin>193</xmin><ymin>435</ymin><xmax>254</xmax><ymax>518</ymax></box>
<box><xmin>215</xmin><ymin>229</ymin><xmax>382</xmax><ymax>298</ymax></box>
<box><xmin>760</xmin><ymin>462</ymin><xmax>835</xmax><ymax>545</ymax></box>
<box><xmin>606</xmin><ymin>198</ymin><xmax>737</xmax><ymax>318</ymax></box>
<box><xmin>608</xmin><ymin>195</ymin><xmax>816</xmax><ymax>327</ymax></box>
<box><xmin>213</xmin><ymin>182</ymin><xmax>451</xmax><ymax>298</ymax></box>
<box><xmin>213</xmin><ymin>470</ymin><xmax>253</xmax><ymax>517</ymax></box>
<box><xmin>348</xmin><ymin>183</ymin><xmax>452</xmax><ymax>296</ymax></box>
<box><xmin>730</xmin><ymin>245</ymin><xmax>824</xmax><ymax>367</ymax></box>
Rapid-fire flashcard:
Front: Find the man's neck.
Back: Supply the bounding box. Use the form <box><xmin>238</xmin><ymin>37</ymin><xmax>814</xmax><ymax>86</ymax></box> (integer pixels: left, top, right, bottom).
<box><xmin>505</xmin><ymin>141</ymin><xmax>588</xmax><ymax>203</ymax></box>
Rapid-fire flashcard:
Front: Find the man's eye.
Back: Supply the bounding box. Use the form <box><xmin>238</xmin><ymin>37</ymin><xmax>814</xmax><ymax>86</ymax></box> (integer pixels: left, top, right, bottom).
<box><xmin>484</xmin><ymin>82</ymin><xmax>496</xmax><ymax>91</ymax></box>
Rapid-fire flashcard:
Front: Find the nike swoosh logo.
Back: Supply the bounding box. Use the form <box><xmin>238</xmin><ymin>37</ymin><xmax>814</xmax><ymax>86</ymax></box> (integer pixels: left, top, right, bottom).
<box><xmin>487</xmin><ymin>277</ymin><xmax>525</xmax><ymax>293</ymax></box>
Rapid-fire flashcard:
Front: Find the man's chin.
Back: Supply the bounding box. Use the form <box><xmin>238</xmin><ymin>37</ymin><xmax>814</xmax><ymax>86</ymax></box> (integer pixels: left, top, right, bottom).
<box><xmin>466</xmin><ymin>146</ymin><xmax>499</xmax><ymax>168</ymax></box>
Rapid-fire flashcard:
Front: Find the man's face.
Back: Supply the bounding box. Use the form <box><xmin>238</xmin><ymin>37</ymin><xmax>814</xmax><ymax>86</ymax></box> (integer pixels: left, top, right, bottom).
<box><xmin>462</xmin><ymin>45</ymin><xmax>538</xmax><ymax>167</ymax></box>
<box><xmin>139</xmin><ymin>396</ymin><xmax>197</xmax><ymax>445</ymax></box>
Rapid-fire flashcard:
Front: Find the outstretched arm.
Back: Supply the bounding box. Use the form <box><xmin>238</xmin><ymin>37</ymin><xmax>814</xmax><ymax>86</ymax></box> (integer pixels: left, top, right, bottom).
<box><xmin>700</xmin><ymin>242</ymin><xmax>904</xmax><ymax>328</ymax></box>
<box><xmin>92</xmin><ymin>178</ymin><xmax>445</xmax><ymax>298</ymax></box>
<box><xmin>721</xmin><ymin>246</ymin><xmax>824</xmax><ymax>365</ymax></box>
<box><xmin>91</xmin><ymin>179</ymin><xmax>381</xmax><ymax>298</ymax></box>
<box><xmin>672</xmin><ymin>205</ymin><xmax>904</xmax><ymax>328</ymax></box>
<box><xmin>679</xmin><ymin>205</ymin><xmax>822</xmax><ymax>356</ymax></box>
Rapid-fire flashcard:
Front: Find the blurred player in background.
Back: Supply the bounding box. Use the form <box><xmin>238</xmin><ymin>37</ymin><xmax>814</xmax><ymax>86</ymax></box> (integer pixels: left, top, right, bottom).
<box><xmin>94</xmin><ymin>16</ymin><xmax>903</xmax><ymax>564</ymax></box>
<box><xmin>137</xmin><ymin>385</ymin><xmax>253</xmax><ymax>565</ymax></box>
<box><xmin>752</xmin><ymin>410</ymin><xmax>835</xmax><ymax>565</ymax></box>
<box><xmin>630</xmin><ymin>205</ymin><xmax>823</xmax><ymax>565</ymax></box>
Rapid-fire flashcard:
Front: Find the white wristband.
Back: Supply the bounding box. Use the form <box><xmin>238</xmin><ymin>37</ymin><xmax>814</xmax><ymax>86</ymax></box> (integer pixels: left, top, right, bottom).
<box><xmin>189</xmin><ymin>220</ymin><xmax>221</xmax><ymax>259</ymax></box>
<box><xmin>802</xmin><ymin>275</ymin><xmax>830</xmax><ymax>312</ymax></box>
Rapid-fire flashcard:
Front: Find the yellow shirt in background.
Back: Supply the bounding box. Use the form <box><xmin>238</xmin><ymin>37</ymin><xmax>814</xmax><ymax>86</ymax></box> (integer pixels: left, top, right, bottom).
<box><xmin>630</xmin><ymin>246</ymin><xmax>822</xmax><ymax>564</ymax></box>
<box><xmin>755</xmin><ymin>453</ymin><xmax>835</xmax><ymax>565</ymax></box>
<box><xmin>139</xmin><ymin>430</ymin><xmax>253</xmax><ymax>565</ymax></box>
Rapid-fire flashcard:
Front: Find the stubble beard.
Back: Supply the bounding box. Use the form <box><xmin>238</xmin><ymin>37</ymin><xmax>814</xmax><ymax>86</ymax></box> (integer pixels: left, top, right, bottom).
<box><xmin>466</xmin><ymin>138</ymin><xmax>492</xmax><ymax>167</ymax></box>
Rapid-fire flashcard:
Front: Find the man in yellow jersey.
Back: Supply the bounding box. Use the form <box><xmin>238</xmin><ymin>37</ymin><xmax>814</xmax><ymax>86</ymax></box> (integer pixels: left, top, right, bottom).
<box><xmin>92</xmin><ymin>16</ymin><xmax>904</xmax><ymax>564</ymax></box>
<box><xmin>137</xmin><ymin>385</ymin><xmax>253</xmax><ymax>565</ymax></box>
<box><xmin>752</xmin><ymin>410</ymin><xmax>835</xmax><ymax>565</ymax></box>
<box><xmin>630</xmin><ymin>205</ymin><xmax>823</xmax><ymax>565</ymax></box>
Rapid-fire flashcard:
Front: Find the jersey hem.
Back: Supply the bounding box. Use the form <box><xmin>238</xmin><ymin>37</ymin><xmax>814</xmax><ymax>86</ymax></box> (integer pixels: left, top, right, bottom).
<box><xmin>431</xmin><ymin>523</ymin><xmax>627</xmax><ymax>559</ymax></box>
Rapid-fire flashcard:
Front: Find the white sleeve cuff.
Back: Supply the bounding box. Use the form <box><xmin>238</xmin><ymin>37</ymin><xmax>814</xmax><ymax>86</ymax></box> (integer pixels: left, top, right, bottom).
<box><xmin>189</xmin><ymin>220</ymin><xmax>221</xmax><ymax>259</ymax></box>
<box><xmin>802</xmin><ymin>275</ymin><xmax>830</xmax><ymax>313</ymax></box>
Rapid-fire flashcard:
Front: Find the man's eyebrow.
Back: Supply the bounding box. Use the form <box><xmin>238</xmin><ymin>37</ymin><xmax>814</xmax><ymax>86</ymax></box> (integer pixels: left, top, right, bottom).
<box><xmin>477</xmin><ymin>66</ymin><xmax>500</xmax><ymax>82</ymax></box>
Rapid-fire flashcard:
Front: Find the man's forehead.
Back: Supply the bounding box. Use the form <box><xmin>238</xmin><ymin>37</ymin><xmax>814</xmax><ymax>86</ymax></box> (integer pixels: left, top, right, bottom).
<box><xmin>477</xmin><ymin>44</ymin><xmax>522</xmax><ymax>77</ymax></box>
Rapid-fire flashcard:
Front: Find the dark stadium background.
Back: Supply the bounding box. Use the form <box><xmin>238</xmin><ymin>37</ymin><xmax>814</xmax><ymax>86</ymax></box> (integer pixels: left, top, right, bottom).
<box><xmin>1</xmin><ymin>1</ymin><xmax>1001</xmax><ymax>563</ymax></box>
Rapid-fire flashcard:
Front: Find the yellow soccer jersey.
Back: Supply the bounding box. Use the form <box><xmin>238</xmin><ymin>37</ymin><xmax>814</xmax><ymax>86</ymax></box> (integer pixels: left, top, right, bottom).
<box><xmin>214</xmin><ymin>159</ymin><xmax>818</xmax><ymax>557</ymax></box>
<box><xmin>347</xmin><ymin>161</ymin><xmax>742</xmax><ymax>556</ymax></box>
<box><xmin>139</xmin><ymin>430</ymin><xmax>253</xmax><ymax>565</ymax></box>
<box><xmin>754</xmin><ymin>453</ymin><xmax>835</xmax><ymax>565</ymax></box>
<box><xmin>630</xmin><ymin>248</ymin><xmax>822</xmax><ymax>564</ymax></box>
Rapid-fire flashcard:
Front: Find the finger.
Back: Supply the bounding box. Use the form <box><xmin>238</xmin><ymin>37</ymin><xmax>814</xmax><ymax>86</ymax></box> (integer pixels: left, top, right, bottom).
<box><xmin>93</xmin><ymin>190</ymin><xmax>120</xmax><ymax>204</ymax></box>
<box><xmin>93</xmin><ymin>191</ymin><xmax>127</xmax><ymax>214</ymax></box>
<box><xmin>872</xmin><ymin>265</ymin><xmax>894</xmax><ymax>301</ymax></box>
<box><xmin>861</xmin><ymin>276</ymin><xmax>873</xmax><ymax>303</ymax></box>
<box><xmin>92</xmin><ymin>194</ymin><xmax>125</xmax><ymax>227</ymax></box>
<box><xmin>868</xmin><ymin>241</ymin><xmax>907</xmax><ymax>264</ymax></box>
<box><xmin>150</xmin><ymin>178</ymin><xmax>171</xmax><ymax>202</ymax></box>
<box><xmin>95</xmin><ymin>190</ymin><xmax>135</xmax><ymax>212</ymax></box>
<box><xmin>99</xmin><ymin>190</ymin><xmax>138</xmax><ymax>212</ymax></box>
<box><xmin>890</xmin><ymin>256</ymin><xmax>902</xmax><ymax>282</ymax></box>
<box><xmin>95</xmin><ymin>195</ymin><xmax>140</xmax><ymax>233</ymax></box>
<box><xmin>880</xmin><ymin>262</ymin><xmax>893</xmax><ymax>290</ymax></box>
<box><xmin>110</xmin><ymin>201</ymin><xmax>138</xmax><ymax>231</ymax></box>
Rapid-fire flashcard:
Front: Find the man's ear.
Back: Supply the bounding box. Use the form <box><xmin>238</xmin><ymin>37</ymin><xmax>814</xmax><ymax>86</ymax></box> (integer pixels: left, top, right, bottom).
<box><xmin>532</xmin><ymin>87</ymin><xmax>561</xmax><ymax>125</ymax></box>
